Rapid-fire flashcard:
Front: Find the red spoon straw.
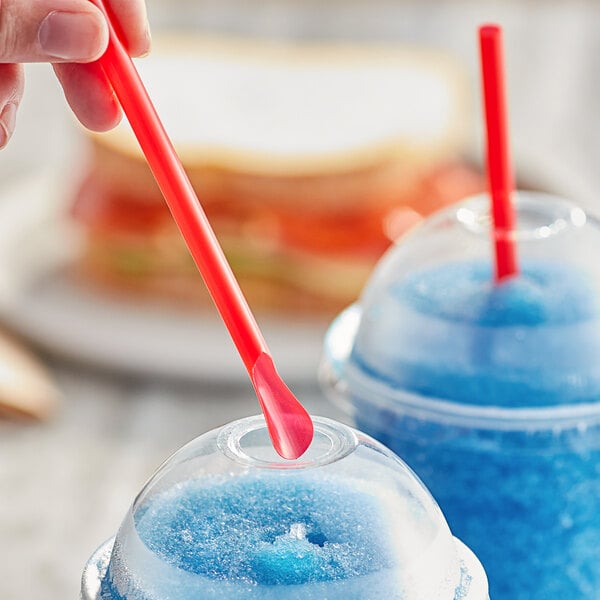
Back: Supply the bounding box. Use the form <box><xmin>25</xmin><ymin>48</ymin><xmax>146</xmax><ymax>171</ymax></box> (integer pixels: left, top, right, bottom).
<box><xmin>479</xmin><ymin>24</ymin><xmax>519</xmax><ymax>281</ymax></box>
<box><xmin>90</xmin><ymin>1</ymin><xmax>313</xmax><ymax>459</ymax></box>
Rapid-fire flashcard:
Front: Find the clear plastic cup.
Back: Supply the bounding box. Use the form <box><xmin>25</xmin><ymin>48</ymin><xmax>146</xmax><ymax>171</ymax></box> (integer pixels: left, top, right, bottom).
<box><xmin>81</xmin><ymin>415</ymin><xmax>488</xmax><ymax>600</ymax></box>
<box><xmin>320</xmin><ymin>191</ymin><xmax>600</xmax><ymax>599</ymax></box>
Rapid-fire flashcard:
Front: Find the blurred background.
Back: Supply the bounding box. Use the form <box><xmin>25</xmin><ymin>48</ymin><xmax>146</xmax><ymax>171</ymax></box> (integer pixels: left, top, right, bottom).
<box><xmin>0</xmin><ymin>1</ymin><xmax>599</xmax><ymax>598</ymax></box>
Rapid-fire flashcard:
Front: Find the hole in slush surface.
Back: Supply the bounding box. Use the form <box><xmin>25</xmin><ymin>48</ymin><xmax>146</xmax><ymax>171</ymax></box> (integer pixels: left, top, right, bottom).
<box><xmin>134</xmin><ymin>474</ymin><xmax>391</xmax><ymax>585</ymax></box>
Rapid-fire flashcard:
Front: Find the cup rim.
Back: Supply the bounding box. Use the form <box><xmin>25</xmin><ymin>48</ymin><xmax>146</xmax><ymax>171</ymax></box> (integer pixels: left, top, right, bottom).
<box><xmin>80</xmin><ymin>538</ymin><xmax>114</xmax><ymax>600</ymax></box>
<box><xmin>80</xmin><ymin>537</ymin><xmax>489</xmax><ymax>600</ymax></box>
<box><xmin>323</xmin><ymin>303</ymin><xmax>600</xmax><ymax>432</ymax></box>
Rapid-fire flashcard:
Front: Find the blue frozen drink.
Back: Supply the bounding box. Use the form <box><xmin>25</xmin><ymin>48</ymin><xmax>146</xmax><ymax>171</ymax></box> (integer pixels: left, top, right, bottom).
<box><xmin>81</xmin><ymin>416</ymin><xmax>488</xmax><ymax>599</ymax></box>
<box><xmin>321</xmin><ymin>192</ymin><xmax>600</xmax><ymax>599</ymax></box>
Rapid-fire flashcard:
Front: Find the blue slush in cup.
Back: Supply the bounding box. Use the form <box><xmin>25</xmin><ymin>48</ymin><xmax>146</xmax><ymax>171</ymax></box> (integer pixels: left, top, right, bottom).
<box><xmin>321</xmin><ymin>192</ymin><xmax>600</xmax><ymax>599</ymax></box>
<box><xmin>81</xmin><ymin>416</ymin><xmax>488</xmax><ymax>599</ymax></box>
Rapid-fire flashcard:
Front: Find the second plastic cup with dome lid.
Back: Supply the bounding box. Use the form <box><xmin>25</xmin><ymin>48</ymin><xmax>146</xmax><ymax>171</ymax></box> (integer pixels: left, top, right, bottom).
<box><xmin>320</xmin><ymin>191</ymin><xmax>600</xmax><ymax>599</ymax></box>
<box><xmin>81</xmin><ymin>415</ymin><xmax>488</xmax><ymax>600</ymax></box>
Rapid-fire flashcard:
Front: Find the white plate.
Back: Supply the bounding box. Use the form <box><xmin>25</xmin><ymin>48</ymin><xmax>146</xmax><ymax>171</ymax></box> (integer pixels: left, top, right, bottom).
<box><xmin>0</xmin><ymin>172</ymin><xmax>330</xmax><ymax>384</ymax></box>
<box><xmin>0</xmin><ymin>154</ymin><xmax>590</xmax><ymax>385</ymax></box>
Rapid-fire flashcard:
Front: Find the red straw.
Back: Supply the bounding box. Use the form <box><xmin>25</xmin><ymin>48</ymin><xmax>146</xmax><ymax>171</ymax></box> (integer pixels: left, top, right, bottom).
<box><xmin>90</xmin><ymin>0</ymin><xmax>313</xmax><ymax>459</ymax></box>
<box><xmin>479</xmin><ymin>24</ymin><xmax>519</xmax><ymax>281</ymax></box>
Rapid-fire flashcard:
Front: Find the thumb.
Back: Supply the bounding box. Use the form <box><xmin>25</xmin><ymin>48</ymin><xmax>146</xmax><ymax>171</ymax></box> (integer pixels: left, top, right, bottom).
<box><xmin>0</xmin><ymin>0</ymin><xmax>108</xmax><ymax>63</ymax></box>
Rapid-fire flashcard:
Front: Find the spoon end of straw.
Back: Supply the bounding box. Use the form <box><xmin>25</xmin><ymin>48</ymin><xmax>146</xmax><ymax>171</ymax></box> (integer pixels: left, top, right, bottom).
<box><xmin>268</xmin><ymin>413</ymin><xmax>315</xmax><ymax>460</ymax></box>
<box><xmin>252</xmin><ymin>353</ymin><xmax>314</xmax><ymax>460</ymax></box>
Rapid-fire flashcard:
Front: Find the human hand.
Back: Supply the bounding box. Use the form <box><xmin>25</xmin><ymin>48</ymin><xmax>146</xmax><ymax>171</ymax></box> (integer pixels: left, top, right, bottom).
<box><xmin>0</xmin><ymin>0</ymin><xmax>150</xmax><ymax>149</ymax></box>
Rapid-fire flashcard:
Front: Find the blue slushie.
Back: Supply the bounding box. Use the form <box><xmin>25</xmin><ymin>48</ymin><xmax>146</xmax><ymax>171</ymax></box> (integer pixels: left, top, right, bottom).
<box><xmin>82</xmin><ymin>416</ymin><xmax>489</xmax><ymax>600</ymax></box>
<box><xmin>321</xmin><ymin>192</ymin><xmax>600</xmax><ymax>599</ymax></box>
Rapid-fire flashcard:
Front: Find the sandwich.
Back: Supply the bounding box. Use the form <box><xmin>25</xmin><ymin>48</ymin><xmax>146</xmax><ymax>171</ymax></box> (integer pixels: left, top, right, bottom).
<box><xmin>71</xmin><ymin>36</ymin><xmax>484</xmax><ymax>314</ymax></box>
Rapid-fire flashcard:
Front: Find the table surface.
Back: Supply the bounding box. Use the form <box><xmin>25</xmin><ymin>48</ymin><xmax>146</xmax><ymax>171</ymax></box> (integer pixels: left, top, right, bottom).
<box><xmin>1</xmin><ymin>2</ymin><xmax>599</xmax><ymax>599</ymax></box>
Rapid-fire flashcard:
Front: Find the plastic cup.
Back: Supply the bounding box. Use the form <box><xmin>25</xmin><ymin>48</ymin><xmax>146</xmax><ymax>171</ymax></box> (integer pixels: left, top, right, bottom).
<box><xmin>320</xmin><ymin>191</ymin><xmax>600</xmax><ymax>599</ymax></box>
<box><xmin>81</xmin><ymin>415</ymin><xmax>488</xmax><ymax>600</ymax></box>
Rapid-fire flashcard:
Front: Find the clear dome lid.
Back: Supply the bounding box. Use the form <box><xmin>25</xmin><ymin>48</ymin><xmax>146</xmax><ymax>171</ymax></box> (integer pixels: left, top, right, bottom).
<box><xmin>322</xmin><ymin>192</ymin><xmax>600</xmax><ymax>422</ymax></box>
<box><xmin>86</xmin><ymin>415</ymin><xmax>487</xmax><ymax>600</ymax></box>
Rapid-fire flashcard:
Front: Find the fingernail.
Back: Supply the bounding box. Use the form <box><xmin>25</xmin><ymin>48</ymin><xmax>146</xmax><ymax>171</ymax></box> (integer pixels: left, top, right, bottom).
<box><xmin>38</xmin><ymin>11</ymin><xmax>107</xmax><ymax>60</ymax></box>
<box><xmin>0</xmin><ymin>103</ymin><xmax>17</xmax><ymax>149</ymax></box>
<box><xmin>139</xmin><ymin>23</ymin><xmax>152</xmax><ymax>58</ymax></box>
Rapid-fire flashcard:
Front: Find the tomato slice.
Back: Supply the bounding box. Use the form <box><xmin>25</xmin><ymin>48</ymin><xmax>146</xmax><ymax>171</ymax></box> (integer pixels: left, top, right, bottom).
<box><xmin>72</xmin><ymin>161</ymin><xmax>485</xmax><ymax>258</ymax></box>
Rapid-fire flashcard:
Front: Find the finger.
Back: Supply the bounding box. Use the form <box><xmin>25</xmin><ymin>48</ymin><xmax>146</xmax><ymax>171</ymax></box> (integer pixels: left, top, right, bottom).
<box><xmin>0</xmin><ymin>63</ymin><xmax>24</xmax><ymax>149</ymax></box>
<box><xmin>0</xmin><ymin>0</ymin><xmax>109</xmax><ymax>63</ymax></box>
<box><xmin>53</xmin><ymin>62</ymin><xmax>121</xmax><ymax>131</ymax></box>
<box><xmin>103</xmin><ymin>0</ymin><xmax>151</xmax><ymax>57</ymax></box>
<box><xmin>51</xmin><ymin>0</ymin><xmax>151</xmax><ymax>133</ymax></box>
